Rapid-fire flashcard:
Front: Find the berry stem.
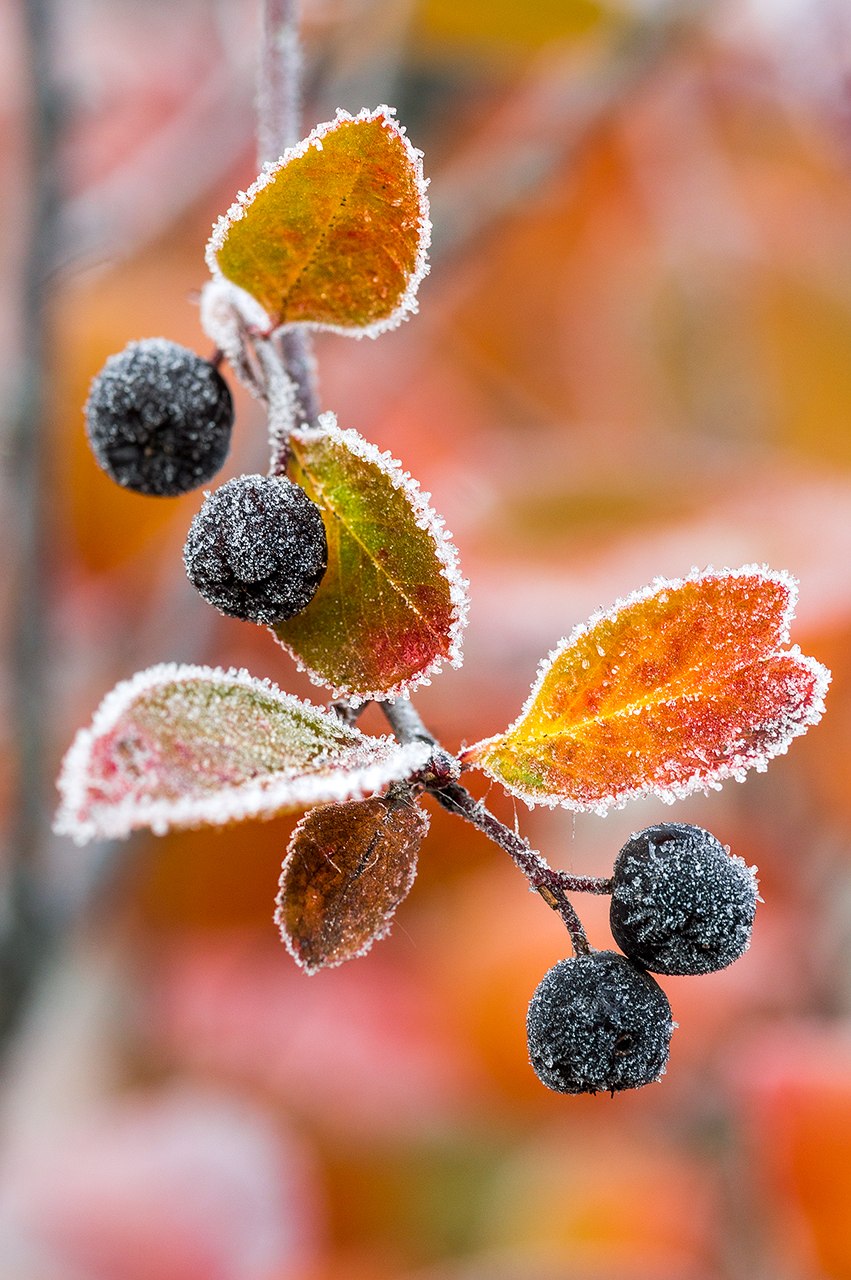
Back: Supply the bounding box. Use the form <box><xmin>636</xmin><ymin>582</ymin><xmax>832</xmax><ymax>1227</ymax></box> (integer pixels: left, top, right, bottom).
<box><xmin>382</xmin><ymin>700</ymin><xmax>591</xmax><ymax>954</ymax></box>
<box><xmin>555</xmin><ymin>873</ymin><xmax>614</xmax><ymax>895</ymax></box>
<box><xmin>433</xmin><ymin>783</ymin><xmax>591</xmax><ymax>956</ymax></box>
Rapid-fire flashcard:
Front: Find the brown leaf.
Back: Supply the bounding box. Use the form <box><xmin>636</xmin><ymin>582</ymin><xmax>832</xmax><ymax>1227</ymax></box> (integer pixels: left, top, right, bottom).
<box><xmin>276</xmin><ymin>794</ymin><xmax>429</xmax><ymax>973</ymax></box>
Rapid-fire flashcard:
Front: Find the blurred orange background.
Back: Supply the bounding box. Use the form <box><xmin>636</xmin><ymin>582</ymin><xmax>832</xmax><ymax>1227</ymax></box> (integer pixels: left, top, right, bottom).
<box><xmin>3</xmin><ymin>0</ymin><xmax>851</xmax><ymax>1277</ymax></box>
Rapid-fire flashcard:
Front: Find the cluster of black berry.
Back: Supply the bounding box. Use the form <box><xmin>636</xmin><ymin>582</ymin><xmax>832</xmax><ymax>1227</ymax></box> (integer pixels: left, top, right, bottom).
<box><xmin>527</xmin><ymin>823</ymin><xmax>758</xmax><ymax>1095</ymax></box>
<box><xmin>85</xmin><ymin>338</ymin><xmax>328</xmax><ymax>624</ymax></box>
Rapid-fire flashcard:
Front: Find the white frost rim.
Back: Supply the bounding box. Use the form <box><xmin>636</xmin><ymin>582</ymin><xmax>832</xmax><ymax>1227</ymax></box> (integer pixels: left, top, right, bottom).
<box><xmin>54</xmin><ymin>662</ymin><xmax>433</xmax><ymax>844</ymax></box>
<box><xmin>205</xmin><ymin>105</ymin><xmax>432</xmax><ymax>341</ymax></box>
<box><xmin>465</xmin><ymin>565</ymin><xmax>831</xmax><ymax>814</ymax></box>
<box><xmin>272</xmin><ymin>412</ymin><xmax>470</xmax><ymax>705</ymax></box>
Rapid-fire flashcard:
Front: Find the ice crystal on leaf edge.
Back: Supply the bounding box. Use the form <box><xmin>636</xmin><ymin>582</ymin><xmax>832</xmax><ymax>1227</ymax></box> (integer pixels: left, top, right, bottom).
<box><xmin>54</xmin><ymin>663</ymin><xmax>433</xmax><ymax>845</ymax></box>
<box><xmin>205</xmin><ymin>106</ymin><xmax>432</xmax><ymax>341</ymax></box>
<box><xmin>463</xmin><ymin>565</ymin><xmax>831</xmax><ymax>816</ymax></box>
<box><xmin>273</xmin><ymin>412</ymin><xmax>470</xmax><ymax>705</ymax></box>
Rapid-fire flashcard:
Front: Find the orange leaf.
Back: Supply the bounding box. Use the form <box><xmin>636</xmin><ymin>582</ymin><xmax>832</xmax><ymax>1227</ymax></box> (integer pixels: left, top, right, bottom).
<box><xmin>276</xmin><ymin>795</ymin><xmax>428</xmax><ymax>973</ymax></box>
<box><xmin>463</xmin><ymin>567</ymin><xmax>829</xmax><ymax>813</ymax></box>
<box><xmin>206</xmin><ymin>107</ymin><xmax>430</xmax><ymax>336</ymax></box>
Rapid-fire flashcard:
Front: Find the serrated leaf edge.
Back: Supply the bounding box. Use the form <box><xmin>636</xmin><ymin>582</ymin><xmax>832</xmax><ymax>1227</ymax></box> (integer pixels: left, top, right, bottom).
<box><xmin>463</xmin><ymin>565</ymin><xmax>831</xmax><ymax>814</ymax></box>
<box><xmin>274</xmin><ymin>798</ymin><xmax>429</xmax><ymax>975</ymax></box>
<box><xmin>273</xmin><ymin>412</ymin><xmax>470</xmax><ymax>704</ymax></box>
<box><xmin>54</xmin><ymin>662</ymin><xmax>433</xmax><ymax>844</ymax></box>
<box><xmin>205</xmin><ymin>105</ymin><xmax>431</xmax><ymax>341</ymax></box>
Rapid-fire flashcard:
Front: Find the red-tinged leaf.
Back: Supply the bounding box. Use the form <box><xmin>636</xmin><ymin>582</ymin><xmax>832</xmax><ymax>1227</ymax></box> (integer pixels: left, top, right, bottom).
<box><xmin>462</xmin><ymin>566</ymin><xmax>830</xmax><ymax>813</ymax></box>
<box><xmin>273</xmin><ymin>414</ymin><xmax>468</xmax><ymax>701</ymax></box>
<box><xmin>276</xmin><ymin>794</ymin><xmax>429</xmax><ymax>973</ymax></box>
<box><xmin>206</xmin><ymin>107</ymin><xmax>430</xmax><ymax>337</ymax></box>
<box><xmin>54</xmin><ymin>663</ymin><xmax>432</xmax><ymax>843</ymax></box>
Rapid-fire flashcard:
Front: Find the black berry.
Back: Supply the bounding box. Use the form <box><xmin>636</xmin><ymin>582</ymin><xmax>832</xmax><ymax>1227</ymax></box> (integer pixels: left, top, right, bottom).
<box><xmin>610</xmin><ymin>823</ymin><xmax>758</xmax><ymax>976</ymax></box>
<box><xmin>85</xmin><ymin>338</ymin><xmax>233</xmax><ymax>496</ymax></box>
<box><xmin>526</xmin><ymin>950</ymin><xmax>673</xmax><ymax>1094</ymax></box>
<box><xmin>183</xmin><ymin>474</ymin><xmax>327</xmax><ymax>624</ymax></box>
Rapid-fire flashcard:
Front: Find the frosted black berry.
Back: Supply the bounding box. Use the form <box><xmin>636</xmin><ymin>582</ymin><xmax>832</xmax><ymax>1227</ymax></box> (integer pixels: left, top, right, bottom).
<box><xmin>85</xmin><ymin>338</ymin><xmax>233</xmax><ymax>496</ymax></box>
<box><xmin>183</xmin><ymin>474</ymin><xmax>327</xmax><ymax>625</ymax></box>
<box><xmin>610</xmin><ymin>823</ymin><xmax>758</xmax><ymax>976</ymax></box>
<box><xmin>526</xmin><ymin>950</ymin><xmax>673</xmax><ymax>1094</ymax></box>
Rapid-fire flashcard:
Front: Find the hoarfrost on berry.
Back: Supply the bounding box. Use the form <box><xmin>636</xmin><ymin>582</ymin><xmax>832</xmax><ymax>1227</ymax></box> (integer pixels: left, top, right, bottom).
<box><xmin>527</xmin><ymin>951</ymin><xmax>673</xmax><ymax>1095</ymax></box>
<box><xmin>610</xmin><ymin>823</ymin><xmax>758</xmax><ymax>975</ymax></box>
<box><xmin>85</xmin><ymin>338</ymin><xmax>233</xmax><ymax>497</ymax></box>
<box><xmin>184</xmin><ymin>474</ymin><xmax>327</xmax><ymax>624</ymax></box>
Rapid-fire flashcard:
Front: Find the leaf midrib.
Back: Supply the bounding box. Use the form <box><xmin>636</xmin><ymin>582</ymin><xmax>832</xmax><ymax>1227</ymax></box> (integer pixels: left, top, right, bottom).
<box><xmin>278</xmin><ymin>147</ymin><xmax>368</xmax><ymax>316</ymax></box>
<box><xmin>504</xmin><ymin>654</ymin><xmax>770</xmax><ymax>749</ymax></box>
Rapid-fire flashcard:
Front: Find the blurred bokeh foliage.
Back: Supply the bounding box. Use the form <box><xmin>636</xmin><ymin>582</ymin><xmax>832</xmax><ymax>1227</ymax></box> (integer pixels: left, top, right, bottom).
<box><xmin>4</xmin><ymin>0</ymin><xmax>851</xmax><ymax>1276</ymax></box>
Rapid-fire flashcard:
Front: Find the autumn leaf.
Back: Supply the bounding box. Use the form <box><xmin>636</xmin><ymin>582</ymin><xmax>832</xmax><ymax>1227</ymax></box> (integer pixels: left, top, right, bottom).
<box><xmin>462</xmin><ymin>567</ymin><xmax>829</xmax><ymax>813</ymax></box>
<box><xmin>276</xmin><ymin>794</ymin><xmax>429</xmax><ymax>973</ymax></box>
<box><xmin>206</xmin><ymin>107</ymin><xmax>430</xmax><ymax>337</ymax></box>
<box><xmin>273</xmin><ymin>414</ymin><xmax>468</xmax><ymax>702</ymax></box>
<box><xmin>54</xmin><ymin>664</ymin><xmax>432</xmax><ymax>843</ymax></box>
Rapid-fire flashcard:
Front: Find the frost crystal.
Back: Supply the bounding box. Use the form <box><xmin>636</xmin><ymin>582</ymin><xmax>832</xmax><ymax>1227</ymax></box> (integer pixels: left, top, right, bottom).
<box><xmin>85</xmin><ymin>338</ymin><xmax>233</xmax><ymax>496</ymax></box>
<box><xmin>276</xmin><ymin>413</ymin><xmax>470</xmax><ymax>703</ymax></box>
<box><xmin>527</xmin><ymin>951</ymin><xmax>673</xmax><ymax>1095</ymax></box>
<box><xmin>610</xmin><ymin>823</ymin><xmax>759</xmax><ymax>975</ymax></box>
<box><xmin>54</xmin><ymin>663</ymin><xmax>432</xmax><ymax>844</ymax></box>
<box><xmin>205</xmin><ymin>106</ymin><xmax>431</xmax><ymax>340</ymax></box>
<box><xmin>184</xmin><ymin>474</ymin><xmax>327</xmax><ymax>624</ymax></box>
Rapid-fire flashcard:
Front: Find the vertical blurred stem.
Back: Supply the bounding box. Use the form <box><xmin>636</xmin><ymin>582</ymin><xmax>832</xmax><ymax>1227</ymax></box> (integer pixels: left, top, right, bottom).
<box><xmin>259</xmin><ymin>0</ymin><xmax>321</xmax><ymax>435</ymax></box>
<box><xmin>2</xmin><ymin>0</ymin><xmax>62</xmax><ymax>1047</ymax></box>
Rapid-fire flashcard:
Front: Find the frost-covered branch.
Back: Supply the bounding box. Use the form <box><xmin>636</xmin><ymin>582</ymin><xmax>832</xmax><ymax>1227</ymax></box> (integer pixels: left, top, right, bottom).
<box><xmin>259</xmin><ymin>0</ymin><xmax>321</xmax><ymax>432</ymax></box>
<box><xmin>382</xmin><ymin>699</ymin><xmax>598</xmax><ymax>955</ymax></box>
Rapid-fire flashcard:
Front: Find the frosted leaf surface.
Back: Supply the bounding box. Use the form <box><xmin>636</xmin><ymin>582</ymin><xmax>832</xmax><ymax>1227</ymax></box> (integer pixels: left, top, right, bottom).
<box><xmin>55</xmin><ymin>664</ymin><xmax>432</xmax><ymax>843</ymax></box>
<box><xmin>206</xmin><ymin>107</ymin><xmax>430</xmax><ymax>338</ymax></box>
<box><xmin>183</xmin><ymin>475</ymin><xmax>327</xmax><ymax>625</ymax></box>
<box><xmin>464</xmin><ymin>566</ymin><xmax>830</xmax><ymax>813</ymax></box>
<box><xmin>526</xmin><ymin>952</ymin><xmax>673</xmax><ymax>1095</ymax></box>
<box><xmin>276</xmin><ymin>794</ymin><xmax>428</xmax><ymax>973</ymax></box>
<box><xmin>273</xmin><ymin>413</ymin><xmax>469</xmax><ymax>702</ymax></box>
<box><xmin>609</xmin><ymin>823</ymin><xmax>758</xmax><ymax>975</ymax></box>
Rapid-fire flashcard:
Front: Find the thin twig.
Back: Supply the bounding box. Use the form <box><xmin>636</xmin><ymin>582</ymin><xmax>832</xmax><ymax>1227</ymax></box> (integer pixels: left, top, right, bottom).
<box><xmin>433</xmin><ymin>782</ymin><xmax>591</xmax><ymax>956</ymax></box>
<box><xmin>258</xmin><ymin>0</ymin><xmax>321</xmax><ymax>433</ymax></box>
<box><xmin>381</xmin><ymin>698</ymin><xmax>437</xmax><ymax>747</ymax></box>
<box><xmin>382</xmin><ymin>700</ymin><xmax>599</xmax><ymax>954</ymax></box>
<box><xmin>258</xmin><ymin>0</ymin><xmax>303</xmax><ymax>165</ymax></box>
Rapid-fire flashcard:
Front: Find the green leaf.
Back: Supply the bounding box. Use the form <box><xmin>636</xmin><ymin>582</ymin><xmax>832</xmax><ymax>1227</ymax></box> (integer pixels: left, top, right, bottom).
<box><xmin>276</xmin><ymin>794</ymin><xmax>429</xmax><ymax>973</ymax></box>
<box><xmin>54</xmin><ymin>663</ymin><xmax>433</xmax><ymax>843</ymax></box>
<box><xmin>273</xmin><ymin>414</ymin><xmax>468</xmax><ymax>702</ymax></box>
<box><xmin>206</xmin><ymin>107</ymin><xmax>430</xmax><ymax>337</ymax></box>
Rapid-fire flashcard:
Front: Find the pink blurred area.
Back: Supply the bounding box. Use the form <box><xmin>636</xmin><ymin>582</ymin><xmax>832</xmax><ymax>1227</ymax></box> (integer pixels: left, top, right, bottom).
<box><xmin>4</xmin><ymin>0</ymin><xmax>851</xmax><ymax>1277</ymax></box>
